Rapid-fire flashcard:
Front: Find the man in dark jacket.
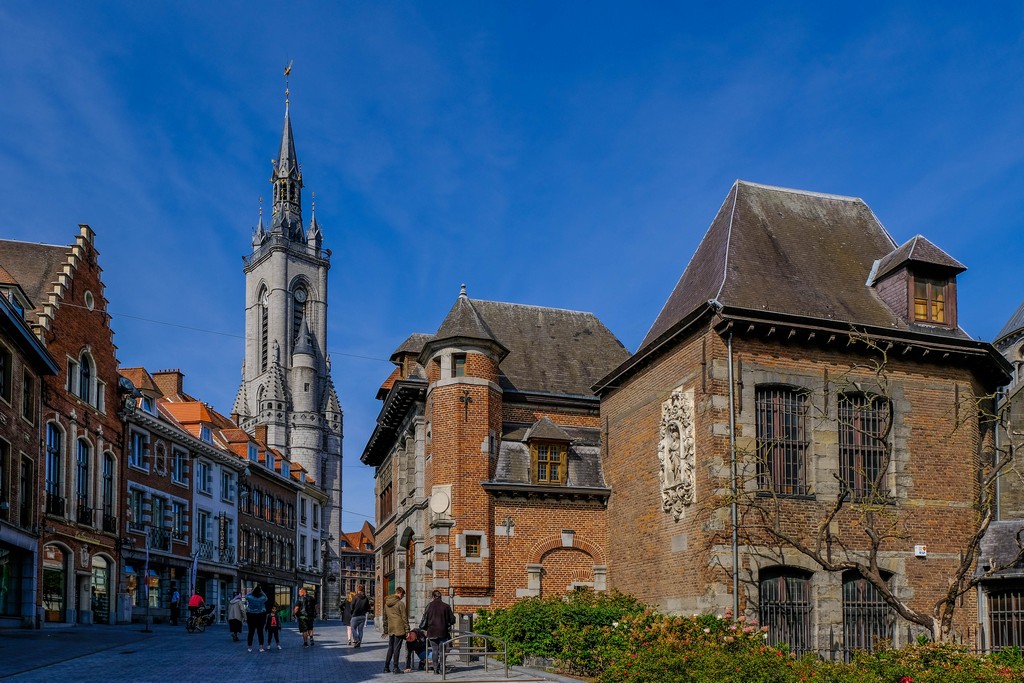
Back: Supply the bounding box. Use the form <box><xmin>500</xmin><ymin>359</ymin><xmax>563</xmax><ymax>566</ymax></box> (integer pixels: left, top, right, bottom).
<box><xmin>294</xmin><ymin>587</ymin><xmax>317</xmax><ymax>647</ymax></box>
<box><xmin>350</xmin><ymin>585</ymin><xmax>371</xmax><ymax>647</ymax></box>
<box><xmin>424</xmin><ymin>590</ymin><xmax>456</xmax><ymax>674</ymax></box>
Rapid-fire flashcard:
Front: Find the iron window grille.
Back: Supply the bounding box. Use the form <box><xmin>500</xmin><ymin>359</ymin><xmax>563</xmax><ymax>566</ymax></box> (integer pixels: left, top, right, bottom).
<box><xmin>842</xmin><ymin>571</ymin><xmax>894</xmax><ymax>657</ymax></box>
<box><xmin>838</xmin><ymin>394</ymin><xmax>891</xmax><ymax>500</ymax></box>
<box><xmin>759</xmin><ymin>568</ymin><xmax>813</xmax><ymax>657</ymax></box>
<box><xmin>989</xmin><ymin>585</ymin><xmax>1024</xmax><ymax>651</ymax></box>
<box><xmin>756</xmin><ymin>387</ymin><xmax>810</xmax><ymax>496</ymax></box>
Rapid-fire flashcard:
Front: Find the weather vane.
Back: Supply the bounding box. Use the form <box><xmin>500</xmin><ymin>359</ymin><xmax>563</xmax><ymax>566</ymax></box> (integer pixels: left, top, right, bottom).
<box><xmin>284</xmin><ymin>60</ymin><xmax>293</xmax><ymax>106</ymax></box>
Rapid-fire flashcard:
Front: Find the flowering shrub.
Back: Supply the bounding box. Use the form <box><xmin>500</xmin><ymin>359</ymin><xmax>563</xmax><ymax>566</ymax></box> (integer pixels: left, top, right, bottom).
<box><xmin>478</xmin><ymin>592</ymin><xmax>1024</xmax><ymax>683</ymax></box>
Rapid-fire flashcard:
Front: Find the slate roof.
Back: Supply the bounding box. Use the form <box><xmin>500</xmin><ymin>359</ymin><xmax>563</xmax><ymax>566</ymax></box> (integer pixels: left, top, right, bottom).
<box><xmin>638</xmin><ymin>182</ymin><xmax>983</xmax><ymax>354</ymax></box>
<box><xmin>390</xmin><ymin>333</ymin><xmax>433</xmax><ymax>361</ymax></box>
<box><xmin>873</xmin><ymin>234</ymin><xmax>965</xmax><ymax>283</ymax></box>
<box><xmin>979</xmin><ymin>520</ymin><xmax>1024</xmax><ymax>578</ymax></box>
<box><xmin>0</xmin><ymin>239</ymin><xmax>71</xmax><ymax>324</ymax></box>
<box><xmin>996</xmin><ymin>300</ymin><xmax>1024</xmax><ymax>347</ymax></box>
<box><xmin>430</xmin><ymin>290</ymin><xmax>630</xmax><ymax>397</ymax></box>
<box><xmin>492</xmin><ymin>424</ymin><xmax>605</xmax><ymax>488</ymax></box>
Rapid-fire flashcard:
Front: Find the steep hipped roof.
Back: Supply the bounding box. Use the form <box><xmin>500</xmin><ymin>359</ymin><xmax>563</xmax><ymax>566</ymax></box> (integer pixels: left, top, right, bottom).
<box><xmin>638</xmin><ymin>181</ymin><xmax>975</xmax><ymax>353</ymax></box>
<box><xmin>432</xmin><ymin>293</ymin><xmax>630</xmax><ymax>397</ymax></box>
<box><xmin>119</xmin><ymin>367</ymin><xmax>161</xmax><ymax>395</ymax></box>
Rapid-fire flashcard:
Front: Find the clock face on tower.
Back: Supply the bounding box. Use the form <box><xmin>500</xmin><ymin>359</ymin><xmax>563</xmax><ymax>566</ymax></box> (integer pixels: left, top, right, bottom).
<box><xmin>294</xmin><ymin>288</ymin><xmax>307</xmax><ymax>303</ymax></box>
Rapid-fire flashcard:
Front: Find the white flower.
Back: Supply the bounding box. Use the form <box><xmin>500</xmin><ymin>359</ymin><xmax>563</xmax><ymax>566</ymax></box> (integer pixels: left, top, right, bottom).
<box><xmin>612</xmin><ymin>622</ymin><xmax>619</xmax><ymax>629</ymax></box>
<box><xmin>703</xmin><ymin>628</ymin><xmax>711</xmax><ymax>633</ymax></box>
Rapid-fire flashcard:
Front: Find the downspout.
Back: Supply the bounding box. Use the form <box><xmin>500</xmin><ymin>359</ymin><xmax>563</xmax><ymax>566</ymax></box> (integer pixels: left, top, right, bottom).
<box><xmin>728</xmin><ymin>331</ymin><xmax>739</xmax><ymax>620</ymax></box>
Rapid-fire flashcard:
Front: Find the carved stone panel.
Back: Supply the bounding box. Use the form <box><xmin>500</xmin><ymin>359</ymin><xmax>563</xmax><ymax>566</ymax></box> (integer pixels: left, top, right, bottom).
<box><xmin>658</xmin><ymin>387</ymin><xmax>695</xmax><ymax>520</ymax></box>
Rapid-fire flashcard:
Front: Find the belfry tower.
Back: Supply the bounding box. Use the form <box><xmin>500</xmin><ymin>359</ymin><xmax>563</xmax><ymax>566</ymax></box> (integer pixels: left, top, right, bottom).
<box><xmin>233</xmin><ymin>81</ymin><xmax>344</xmax><ymax>599</ymax></box>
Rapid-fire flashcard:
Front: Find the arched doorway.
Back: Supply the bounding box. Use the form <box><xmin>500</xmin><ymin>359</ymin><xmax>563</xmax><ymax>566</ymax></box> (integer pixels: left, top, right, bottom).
<box><xmin>42</xmin><ymin>544</ymin><xmax>68</xmax><ymax>623</ymax></box>
<box><xmin>91</xmin><ymin>556</ymin><xmax>111</xmax><ymax>624</ymax></box>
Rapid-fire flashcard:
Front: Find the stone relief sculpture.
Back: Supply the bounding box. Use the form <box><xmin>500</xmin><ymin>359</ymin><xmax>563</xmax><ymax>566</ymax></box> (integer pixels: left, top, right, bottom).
<box><xmin>658</xmin><ymin>387</ymin><xmax>695</xmax><ymax>520</ymax></box>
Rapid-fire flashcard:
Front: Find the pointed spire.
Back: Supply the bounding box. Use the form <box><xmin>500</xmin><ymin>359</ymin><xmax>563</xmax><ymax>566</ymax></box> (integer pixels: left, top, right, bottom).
<box><xmin>270</xmin><ymin>63</ymin><xmax>303</xmax><ymax>240</ymax></box>
<box><xmin>252</xmin><ymin>197</ymin><xmax>267</xmax><ymax>248</ymax></box>
<box><xmin>307</xmin><ymin>191</ymin><xmax>322</xmax><ymax>249</ymax></box>
<box><xmin>293</xmin><ymin>314</ymin><xmax>316</xmax><ymax>357</ymax></box>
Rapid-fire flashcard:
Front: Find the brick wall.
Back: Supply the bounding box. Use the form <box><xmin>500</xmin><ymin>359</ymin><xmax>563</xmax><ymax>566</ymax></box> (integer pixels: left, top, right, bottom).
<box><xmin>603</xmin><ymin>321</ymin><xmax>992</xmax><ymax>644</ymax></box>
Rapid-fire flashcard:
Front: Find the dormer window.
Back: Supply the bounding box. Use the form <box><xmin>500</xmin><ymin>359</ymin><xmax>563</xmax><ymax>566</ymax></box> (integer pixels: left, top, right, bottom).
<box><xmin>266</xmin><ymin>450</ymin><xmax>275</xmax><ymax>471</ymax></box>
<box><xmin>912</xmin><ymin>276</ymin><xmax>948</xmax><ymax>324</ymax></box>
<box><xmin>248</xmin><ymin>444</ymin><xmax>258</xmax><ymax>462</ymax></box>
<box><xmin>141</xmin><ymin>396</ymin><xmax>155</xmax><ymax>414</ymax></box>
<box><xmin>199</xmin><ymin>425</ymin><xmax>212</xmax><ymax>443</ymax></box>
<box><xmin>531</xmin><ymin>442</ymin><xmax>567</xmax><ymax>485</ymax></box>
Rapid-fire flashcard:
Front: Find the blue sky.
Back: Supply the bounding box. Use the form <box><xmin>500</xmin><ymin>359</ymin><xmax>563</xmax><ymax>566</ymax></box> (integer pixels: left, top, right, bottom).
<box><xmin>2</xmin><ymin>2</ymin><xmax>1023</xmax><ymax>530</ymax></box>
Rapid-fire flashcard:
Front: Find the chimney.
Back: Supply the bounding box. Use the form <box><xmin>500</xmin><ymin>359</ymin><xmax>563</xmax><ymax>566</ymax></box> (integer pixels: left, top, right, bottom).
<box><xmin>255</xmin><ymin>424</ymin><xmax>268</xmax><ymax>444</ymax></box>
<box><xmin>152</xmin><ymin>369</ymin><xmax>185</xmax><ymax>398</ymax></box>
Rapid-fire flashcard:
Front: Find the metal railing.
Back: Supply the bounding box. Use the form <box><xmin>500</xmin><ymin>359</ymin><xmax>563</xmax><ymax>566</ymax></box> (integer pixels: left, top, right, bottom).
<box><xmin>45</xmin><ymin>492</ymin><xmax>65</xmax><ymax>517</ymax></box>
<box><xmin>76</xmin><ymin>503</ymin><xmax>94</xmax><ymax>526</ymax></box>
<box><xmin>438</xmin><ymin>631</ymin><xmax>509</xmax><ymax>680</ymax></box>
<box><xmin>218</xmin><ymin>546</ymin><xmax>236</xmax><ymax>564</ymax></box>
<box><xmin>148</xmin><ymin>527</ymin><xmax>170</xmax><ymax>551</ymax></box>
<box><xmin>196</xmin><ymin>540</ymin><xmax>215</xmax><ymax>560</ymax></box>
<box><xmin>103</xmin><ymin>512</ymin><xmax>117</xmax><ymax>533</ymax></box>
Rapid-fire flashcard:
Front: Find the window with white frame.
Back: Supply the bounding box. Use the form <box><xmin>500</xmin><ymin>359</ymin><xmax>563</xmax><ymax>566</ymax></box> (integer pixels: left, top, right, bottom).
<box><xmin>172</xmin><ymin>501</ymin><xmax>186</xmax><ymax>540</ymax></box>
<box><xmin>221</xmin><ymin>471</ymin><xmax>235</xmax><ymax>502</ymax></box>
<box><xmin>128</xmin><ymin>432</ymin><xmax>147</xmax><ymax>469</ymax></box>
<box><xmin>196</xmin><ymin>460</ymin><xmax>212</xmax><ymax>494</ymax></box>
<box><xmin>171</xmin><ymin>449</ymin><xmax>186</xmax><ymax>483</ymax></box>
<box><xmin>197</xmin><ymin>509</ymin><xmax>211</xmax><ymax>544</ymax></box>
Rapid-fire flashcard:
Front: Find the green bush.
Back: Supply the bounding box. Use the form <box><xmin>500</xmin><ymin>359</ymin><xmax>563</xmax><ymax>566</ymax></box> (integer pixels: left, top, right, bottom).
<box><xmin>475</xmin><ymin>589</ymin><xmax>645</xmax><ymax>672</ymax></box>
<box><xmin>477</xmin><ymin>592</ymin><xmax>1024</xmax><ymax>683</ymax></box>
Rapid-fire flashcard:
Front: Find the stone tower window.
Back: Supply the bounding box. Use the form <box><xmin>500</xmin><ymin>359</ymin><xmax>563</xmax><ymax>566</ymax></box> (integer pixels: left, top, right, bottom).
<box><xmin>258</xmin><ymin>287</ymin><xmax>269</xmax><ymax>372</ymax></box>
<box><xmin>452</xmin><ymin>354</ymin><xmax>466</xmax><ymax>378</ymax></box>
<box><xmin>293</xmin><ymin>286</ymin><xmax>308</xmax><ymax>342</ymax></box>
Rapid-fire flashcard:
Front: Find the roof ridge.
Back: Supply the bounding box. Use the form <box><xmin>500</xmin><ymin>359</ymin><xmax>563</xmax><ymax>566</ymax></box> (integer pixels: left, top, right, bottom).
<box><xmin>471</xmin><ymin>298</ymin><xmax>598</xmax><ymax>317</ymax></box>
<box><xmin>736</xmin><ymin>179</ymin><xmax>865</xmax><ymax>203</ymax></box>
<box><xmin>0</xmin><ymin>238</ymin><xmax>71</xmax><ymax>250</ymax></box>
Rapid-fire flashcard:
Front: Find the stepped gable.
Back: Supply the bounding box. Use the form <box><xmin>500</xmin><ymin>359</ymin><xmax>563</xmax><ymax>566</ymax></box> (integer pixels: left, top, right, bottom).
<box><xmin>638</xmin><ymin>181</ymin><xmax>976</xmax><ymax>354</ymax></box>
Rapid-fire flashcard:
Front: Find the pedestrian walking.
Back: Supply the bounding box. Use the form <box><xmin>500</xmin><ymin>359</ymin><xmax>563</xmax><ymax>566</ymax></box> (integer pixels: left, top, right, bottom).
<box><xmin>382</xmin><ymin>587</ymin><xmax>409</xmax><ymax>674</ymax></box>
<box><xmin>265</xmin><ymin>600</ymin><xmax>282</xmax><ymax>650</ymax></box>
<box><xmin>169</xmin><ymin>583</ymin><xmax>181</xmax><ymax>626</ymax></box>
<box><xmin>244</xmin><ymin>584</ymin><xmax>268</xmax><ymax>653</ymax></box>
<box><xmin>424</xmin><ymin>589</ymin><xmax>456</xmax><ymax>675</ymax></box>
<box><xmin>339</xmin><ymin>591</ymin><xmax>354</xmax><ymax>644</ymax></box>
<box><xmin>404</xmin><ymin>628</ymin><xmax>428</xmax><ymax>672</ymax></box>
<box><xmin>349</xmin><ymin>585</ymin><xmax>370</xmax><ymax>648</ymax></box>
<box><xmin>294</xmin><ymin>587</ymin><xmax>317</xmax><ymax>647</ymax></box>
<box><xmin>227</xmin><ymin>590</ymin><xmax>243</xmax><ymax>641</ymax></box>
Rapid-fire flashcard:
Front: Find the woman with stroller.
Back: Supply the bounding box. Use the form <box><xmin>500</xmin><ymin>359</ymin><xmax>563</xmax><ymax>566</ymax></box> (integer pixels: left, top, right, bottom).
<box><xmin>244</xmin><ymin>584</ymin><xmax>268</xmax><ymax>653</ymax></box>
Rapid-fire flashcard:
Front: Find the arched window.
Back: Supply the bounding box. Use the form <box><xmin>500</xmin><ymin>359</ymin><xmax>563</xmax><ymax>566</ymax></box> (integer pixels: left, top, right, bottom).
<box><xmin>759</xmin><ymin>567</ymin><xmax>813</xmax><ymax>656</ymax></box>
<box><xmin>78</xmin><ymin>353</ymin><xmax>93</xmax><ymax>404</ymax></box>
<box><xmin>258</xmin><ymin>286</ymin><xmax>269</xmax><ymax>372</ymax></box>
<box><xmin>292</xmin><ymin>285</ymin><xmax>308</xmax><ymax>342</ymax></box>
<box><xmin>45</xmin><ymin>423</ymin><xmax>63</xmax><ymax>516</ymax></box>
<box><xmin>75</xmin><ymin>439</ymin><xmax>90</xmax><ymax>524</ymax></box>
<box><xmin>842</xmin><ymin>570</ymin><xmax>894</xmax><ymax>657</ymax></box>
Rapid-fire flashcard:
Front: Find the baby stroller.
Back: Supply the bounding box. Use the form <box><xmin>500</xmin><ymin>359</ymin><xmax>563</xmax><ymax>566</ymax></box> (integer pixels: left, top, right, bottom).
<box><xmin>185</xmin><ymin>604</ymin><xmax>216</xmax><ymax>633</ymax></box>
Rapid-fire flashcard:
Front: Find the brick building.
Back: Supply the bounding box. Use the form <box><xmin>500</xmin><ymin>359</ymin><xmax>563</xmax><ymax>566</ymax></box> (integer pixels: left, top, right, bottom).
<box><xmin>0</xmin><ymin>226</ymin><xmax>127</xmax><ymax>626</ymax></box>
<box><xmin>0</xmin><ymin>276</ymin><xmax>59</xmax><ymax>628</ymax></box>
<box><xmin>336</xmin><ymin>521</ymin><xmax>376</xmax><ymax>601</ymax></box>
<box><xmin>361</xmin><ymin>287</ymin><xmax>629</xmax><ymax>623</ymax></box>
<box><xmin>595</xmin><ymin>182</ymin><xmax>1010</xmax><ymax>654</ymax></box>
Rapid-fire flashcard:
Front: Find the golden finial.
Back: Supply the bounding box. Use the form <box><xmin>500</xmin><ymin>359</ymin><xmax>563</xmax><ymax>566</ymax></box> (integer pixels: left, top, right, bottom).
<box><xmin>284</xmin><ymin>60</ymin><xmax>293</xmax><ymax>106</ymax></box>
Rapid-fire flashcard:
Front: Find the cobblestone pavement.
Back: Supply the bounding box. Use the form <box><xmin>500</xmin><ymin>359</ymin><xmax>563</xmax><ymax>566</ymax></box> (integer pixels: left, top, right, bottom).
<box><xmin>0</xmin><ymin>621</ymin><xmax>561</xmax><ymax>683</ymax></box>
